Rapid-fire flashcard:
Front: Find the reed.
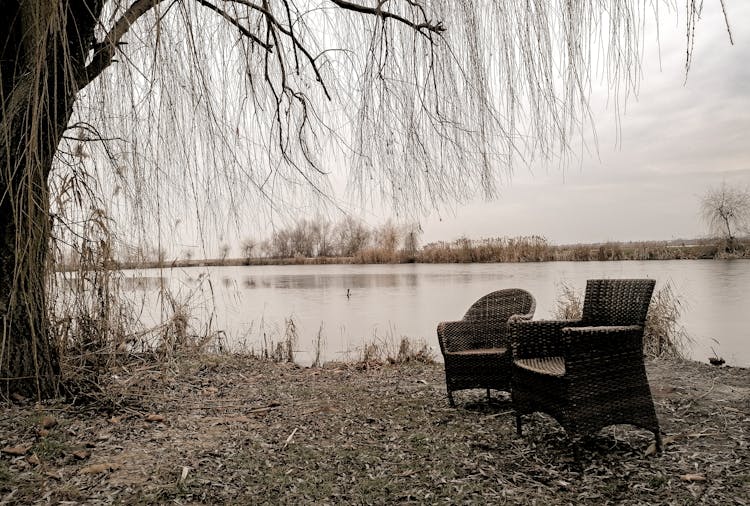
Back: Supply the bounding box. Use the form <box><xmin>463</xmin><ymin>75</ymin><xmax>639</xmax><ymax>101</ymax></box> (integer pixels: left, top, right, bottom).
<box><xmin>552</xmin><ymin>281</ymin><xmax>689</xmax><ymax>359</ymax></box>
<box><xmin>311</xmin><ymin>323</ymin><xmax>325</xmax><ymax>368</ymax></box>
<box><xmin>352</xmin><ymin>329</ymin><xmax>435</xmax><ymax>368</ymax></box>
<box><xmin>643</xmin><ymin>283</ymin><xmax>691</xmax><ymax>359</ymax></box>
<box><xmin>552</xmin><ymin>281</ymin><xmax>583</xmax><ymax>320</ymax></box>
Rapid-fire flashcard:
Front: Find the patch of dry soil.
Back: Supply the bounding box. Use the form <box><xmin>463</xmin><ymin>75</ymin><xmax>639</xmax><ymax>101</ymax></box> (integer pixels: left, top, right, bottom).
<box><xmin>1</xmin><ymin>356</ymin><xmax>748</xmax><ymax>504</ymax></box>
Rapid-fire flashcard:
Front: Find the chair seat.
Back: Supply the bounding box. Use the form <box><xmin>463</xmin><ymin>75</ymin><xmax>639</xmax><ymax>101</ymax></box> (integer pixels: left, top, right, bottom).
<box><xmin>514</xmin><ymin>356</ymin><xmax>566</xmax><ymax>377</ymax></box>
<box><xmin>446</xmin><ymin>347</ymin><xmax>507</xmax><ymax>357</ymax></box>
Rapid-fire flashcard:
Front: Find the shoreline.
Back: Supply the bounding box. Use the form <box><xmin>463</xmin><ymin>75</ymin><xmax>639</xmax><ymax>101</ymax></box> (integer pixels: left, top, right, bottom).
<box><xmin>59</xmin><ymin>244</ymin><xmax>748</xmax><ymax>273</ymax></box>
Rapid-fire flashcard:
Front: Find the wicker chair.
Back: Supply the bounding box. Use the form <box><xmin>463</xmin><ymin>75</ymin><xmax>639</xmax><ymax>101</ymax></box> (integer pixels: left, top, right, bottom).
<box><xmin>510</xmin><ymin>279</ymin><xmax>661</xmax><ymax>450</ymax></box>
<box><xmin>437</xmin><ymin>289</ymin><xmax>536</xmax><ymax>406</ymax></box>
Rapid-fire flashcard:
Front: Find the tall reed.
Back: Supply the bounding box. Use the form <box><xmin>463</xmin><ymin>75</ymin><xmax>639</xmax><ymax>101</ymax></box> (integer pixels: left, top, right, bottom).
<box><xmin>552</xmin><ymin>281</ymin><xmax>689</xmax><ymax>359</ymax></box>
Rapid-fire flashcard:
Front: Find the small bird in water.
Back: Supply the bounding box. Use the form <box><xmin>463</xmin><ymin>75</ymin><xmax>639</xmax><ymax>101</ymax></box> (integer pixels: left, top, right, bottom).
<box><xmin>346</xmin><ymin>288</ymin><xmax>351</xmax><ymax>299</ymax></box>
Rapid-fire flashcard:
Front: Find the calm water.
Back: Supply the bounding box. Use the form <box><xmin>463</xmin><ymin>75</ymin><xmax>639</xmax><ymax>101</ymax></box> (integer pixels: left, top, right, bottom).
<box><xmin>127</xmin><ymin>260</ymin><xmax>749</xmax><ymax>367</ymax></box>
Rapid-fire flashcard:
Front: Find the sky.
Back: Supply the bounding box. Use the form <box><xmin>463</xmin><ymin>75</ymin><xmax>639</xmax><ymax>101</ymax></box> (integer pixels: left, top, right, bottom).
<box><xmin>412</xmin><ymin>3</ymin><xmax>750</xmax><ymax>245</ymax></box>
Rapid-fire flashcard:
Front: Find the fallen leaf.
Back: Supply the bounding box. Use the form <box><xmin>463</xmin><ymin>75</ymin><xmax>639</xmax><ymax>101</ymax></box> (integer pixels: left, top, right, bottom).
<box><xmin>79</xmin><ymin>463</ymin><xmax>120</xmax><ymax>474</ymax></box>
<box><xmin>37</xmin><ymin>429</ymin><xmax>50</xmax><ymax>438</ymax></box>
<box><xmin>179</xmin><ymin>466</ymin><xmax>190</xmax><ymax>484</ymax></box>
<box><xmin>145</xmin><ymin>414</ymin><xmax>165</xmax><ymax>422</ymax></box>
<box><xmin>202</xmin><ymin>387</ymin><xmax>219</xmax><ymax>395</ymax></box>
<box><xmin>72</xmin><ymin>450</ymin><xmax>91</xmax><ymax>460</ymax></box>
<box><xmin>1</xmin><ymin>445</ymin><xmax>31</xmax><ymax>456</ymax></box>
<box><xmin>680</xmin><ymin>473</ymin><xmax>707</xmax><ymax>482</ymax></box>
<box><xmin>11</xmin><ymin>393</ymin><xmax>26</xmax><ymax>402</ymax></box>
<box><xmin>26</xmin><ymin>453</ymin><xmax>40</xmax><ymax>466</ymax></box>
<box><xmin>109</xmin><ymin>416</ymin><xmax>122</xmax><ymax>424</ymax></box>
<box><xmin>40</xmin><ymin>416</ymin><xmax>57</xmax><ymax>429</ymax></box>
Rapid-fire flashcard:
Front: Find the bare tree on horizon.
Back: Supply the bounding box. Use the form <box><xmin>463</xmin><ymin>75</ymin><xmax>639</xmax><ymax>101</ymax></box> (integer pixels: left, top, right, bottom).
<box><xmin>701</xmin><ymin>182</ymin><xmax>750</xmax><ymax>252</ymax></box>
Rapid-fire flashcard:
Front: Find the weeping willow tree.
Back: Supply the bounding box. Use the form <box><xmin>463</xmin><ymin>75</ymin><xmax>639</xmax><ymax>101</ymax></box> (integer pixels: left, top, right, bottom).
<box><xmin>0</xmin><ymin>1</ymin><xmax>729</xmax><ymax>398</ymax></box>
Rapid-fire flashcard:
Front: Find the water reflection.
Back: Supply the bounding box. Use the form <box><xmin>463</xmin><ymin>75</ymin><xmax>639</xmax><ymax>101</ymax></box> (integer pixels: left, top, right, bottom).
<box><xmin>237</xmin><ymin>272</ymin><xmax>423</xmax><ymax>290</ymax></box>
<box><xmin>120</xmin><ymin>276</ymin><xmax>166</xmax><ymax>290</ymax></box>
<box><xmin>127</xmin><ymin>261</ymin><xmax>749</xmax><ymax>367</ymax></box>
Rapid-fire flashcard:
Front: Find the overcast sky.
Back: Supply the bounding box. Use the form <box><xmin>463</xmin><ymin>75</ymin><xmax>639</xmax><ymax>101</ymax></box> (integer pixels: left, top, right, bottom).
<box><xmin>411</xmin><ymin>3</ymin><xmax>750</xmax><ymax>245</ymax></box>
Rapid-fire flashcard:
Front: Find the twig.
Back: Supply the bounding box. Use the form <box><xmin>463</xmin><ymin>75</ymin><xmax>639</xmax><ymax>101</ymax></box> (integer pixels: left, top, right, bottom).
<box><xmin>282</xmin><ymin>427</ymin><xmax>298</xmax><ymax>449</ymax></box>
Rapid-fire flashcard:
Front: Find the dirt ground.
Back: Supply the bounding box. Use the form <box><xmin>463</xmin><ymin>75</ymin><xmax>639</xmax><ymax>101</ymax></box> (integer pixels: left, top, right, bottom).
<box><xmin>1</xmin><ymin>355</ymin><xmax>748</xmax><ymax>505</ymax></box>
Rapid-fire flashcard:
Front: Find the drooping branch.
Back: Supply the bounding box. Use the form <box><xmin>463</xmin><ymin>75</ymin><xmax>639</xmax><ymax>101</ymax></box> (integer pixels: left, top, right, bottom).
<box><xmin>329</xmin><ymin>0</ymin><xmax>445</xmax><ymax>36</ymax></box>
<box><xmin>78</xmin><ymin>0</ymin><xmax>168</xmax><ymax>88</ymax></box>
<box><xmin>194</xmin><ymin>0</ymin><xmax>273</xmax><ymax>50</ymax></box>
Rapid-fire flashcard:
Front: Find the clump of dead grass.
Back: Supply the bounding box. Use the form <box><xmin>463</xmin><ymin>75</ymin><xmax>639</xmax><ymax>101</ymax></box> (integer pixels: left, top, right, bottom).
<box><xmin>553</xmin><ymin>280</ymin><xmax>689</xmax><ymax>359</ymax></box>
<box><xmin>643</xmin><ymin>283</ymin><xmax>691</xmax><ymax>359</ymax></box>
<box><xmin>354</xmin><ymin>332</ymin><xmax>435</xmax><ymax>369</ymax></box>
<box><xmin>52</xmin><ymin>253</ymin><xmax>226</xmax><ymax>404</ymax></box>
<box><xmin>553</xmin><ymin>281</ymin><xmax>583</xmax><ymax>320</ymax></box>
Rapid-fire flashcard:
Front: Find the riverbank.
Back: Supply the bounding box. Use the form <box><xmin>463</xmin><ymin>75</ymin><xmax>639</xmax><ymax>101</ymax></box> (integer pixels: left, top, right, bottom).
<box><xmin>57</xmin><ymin>237</ymin><xmax>749</xmax><ymax>272</ymax></box>
<box><xmin>1</xmin><ymin>355</ymin><xmax>747</xmax><ymax>504</ymax></box>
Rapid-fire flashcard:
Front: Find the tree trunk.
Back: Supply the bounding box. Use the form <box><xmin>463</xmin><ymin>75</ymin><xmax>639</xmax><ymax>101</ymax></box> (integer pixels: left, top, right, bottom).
<box><xmin>0</xmin><ymin>169</ymin><xmax>59</xmax><ymax>399</ymax></box>
<box><xmin>0</xmin><ymin>72</ymin><xmax>67</xmax><ymax>399</ymax></box>
<box><xmin>722</xmin><ymin>216</ymin><xmax>734</xmax><ymax>251</ymax></box>
<box><xmin>0</xmin><ymin>2</ymin><xmax>99</xmax><ymax>398</ymax></box>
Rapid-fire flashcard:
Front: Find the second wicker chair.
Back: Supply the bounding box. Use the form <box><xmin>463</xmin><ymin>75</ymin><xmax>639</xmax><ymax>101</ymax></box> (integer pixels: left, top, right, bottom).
<box><xmin>510</xmin><ymin>279</ymin><xmax>661</xmax><ymax>450</ymax></box>
<box><xmin>437</xmin><ymin>289</ymin><xmax>536</xmax><ymax>406</ymax></box>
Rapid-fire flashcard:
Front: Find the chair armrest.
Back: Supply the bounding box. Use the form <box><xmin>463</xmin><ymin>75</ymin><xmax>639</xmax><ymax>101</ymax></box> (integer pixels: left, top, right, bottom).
<box><xmin>510</xmin><ymin>319</ymin><xmax>582</xmax><ymax>359</ymax></box>
<box><xmin>561</xmin><ymin>325</ymin><xmax>645</xmax><ymax>374</ymax></box>
<box><xmin>437</xmin><ymin>320</ymin><xmax>508</xmax><ymax>354</ymax></box>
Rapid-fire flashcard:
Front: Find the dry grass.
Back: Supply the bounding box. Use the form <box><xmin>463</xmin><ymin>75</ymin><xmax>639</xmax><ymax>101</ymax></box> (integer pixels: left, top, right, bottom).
<box><xmin>553</xmin><ymin>281</ymin><xmax>584</xmax><ymax>320</ymax></box>
<box><xmin>0</xmin><ymin>354</ymin><xmax>747</xmax><ymax>504</ymax></box>
<box><xmin>643</xmin><ymin>284</ymin><xmax>691</xmax><ymax>359</ymax></box>
<box><xmin>352</xmin><ymin>335</ymin><xmax>436</xmax><ymax>369</ymax></box>
<box><xmin>553</xmin><ymin>281</ymin><xmax>690</xmax><ymax>359</ymax></box>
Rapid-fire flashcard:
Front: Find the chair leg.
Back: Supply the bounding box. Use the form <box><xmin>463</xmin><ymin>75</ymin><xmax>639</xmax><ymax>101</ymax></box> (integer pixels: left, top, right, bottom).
<box><xmin>486</xmin><ymin>388</ymin><xmax>491</xmax><ymax>403</ymax></box>
<box><xmin>447</xmin><ymin>390</ymin><xmax>455</xmax><ymax>407</ymax></box>
<box><xmin>515</xmin><ymin>413</ymin><xmax>523</xmax><ymax>436</ymax></box>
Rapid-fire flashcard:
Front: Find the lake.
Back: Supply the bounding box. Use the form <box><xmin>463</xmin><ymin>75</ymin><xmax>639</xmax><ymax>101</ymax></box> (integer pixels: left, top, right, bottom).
<box><xmin>125</xmin><ymin>260</ymin><xmax>749</xmax><ymax>367</ymax></box>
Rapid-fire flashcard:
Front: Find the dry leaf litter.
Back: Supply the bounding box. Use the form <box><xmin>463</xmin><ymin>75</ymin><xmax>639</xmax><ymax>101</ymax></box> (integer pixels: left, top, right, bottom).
<box><xmin>0</xmin><ymin>355</ymin><xmax>748</xmax><ymax>504</ymax></box>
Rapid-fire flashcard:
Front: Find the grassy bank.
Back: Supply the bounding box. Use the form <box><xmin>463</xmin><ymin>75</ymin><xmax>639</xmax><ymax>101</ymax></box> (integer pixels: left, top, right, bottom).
<box><xmin>1</xmin><ymin>354</ymin><xmax>748</xmax><ymax>504</ymax></box>
<box><xmin>65</xmin><ymin>236</ymin><xmax>749</xmax><ymax>272</ymax></box>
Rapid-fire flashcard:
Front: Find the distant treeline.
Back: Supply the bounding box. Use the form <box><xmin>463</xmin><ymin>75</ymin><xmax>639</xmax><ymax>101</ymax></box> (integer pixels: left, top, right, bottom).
<box><xmin>60</xmin><ymin>217</ymin><xmax>748</xmax><ymax>271</ymax></box>
<box><xmin>238</xmin><ymin>217</ymin><xmax>748</xmax><ymax>264</ymax></box>
<box><xmin>116</xmin><ymin>216</ymin><xmax>747</xmax><ymax>270</ymax></box>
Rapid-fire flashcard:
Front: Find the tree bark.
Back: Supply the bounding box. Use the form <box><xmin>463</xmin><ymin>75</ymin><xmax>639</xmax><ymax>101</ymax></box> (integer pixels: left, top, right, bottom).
<box><xmin>0</xmin><ymin>1</ymin><xmax>100</xmax><ymax>398</ymax></box>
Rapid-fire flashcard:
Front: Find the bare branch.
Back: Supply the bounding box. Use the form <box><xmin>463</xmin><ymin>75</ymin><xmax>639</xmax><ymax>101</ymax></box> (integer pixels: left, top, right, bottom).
<box><xmin>719</xmin><ymin>0</ymin><xmax>734</xmax><ymax>45</ymax></box>
<box><xmin>329</xmin><ymin>0</ymin><xmax>445</xmax><ymax>35</ymax></box>
<box><xmin>194</xmin><ymin>0</ymin><xmax>273</xmax><ymax>51</ymax></box>
<box><xmin>79</xmin><ymin>0</ymin><xmax>168</xmax><ymax>88</ymax></box>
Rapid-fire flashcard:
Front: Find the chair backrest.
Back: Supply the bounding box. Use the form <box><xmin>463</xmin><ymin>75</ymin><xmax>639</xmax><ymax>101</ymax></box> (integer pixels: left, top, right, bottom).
<box><xmin>463</xmin><ymin>288</ymin><xmax>536</xmax><ymax>324</ymax></box>
<box><xmin>581</xmin><ymin>279</ymin><xmax>655</xmax><ymax>327</ymax></box>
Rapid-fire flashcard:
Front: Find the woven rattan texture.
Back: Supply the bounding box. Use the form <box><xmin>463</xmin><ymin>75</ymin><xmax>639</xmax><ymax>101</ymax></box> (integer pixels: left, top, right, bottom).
<box><xmin>510</xmin><ymin>279</ymin><xmax>661</xmax><ymax>449</ymax></box>
<box><xmin>437</xmin><ymin>289</ymin><xmax>535</xmax><ymax>406</ymax></box>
